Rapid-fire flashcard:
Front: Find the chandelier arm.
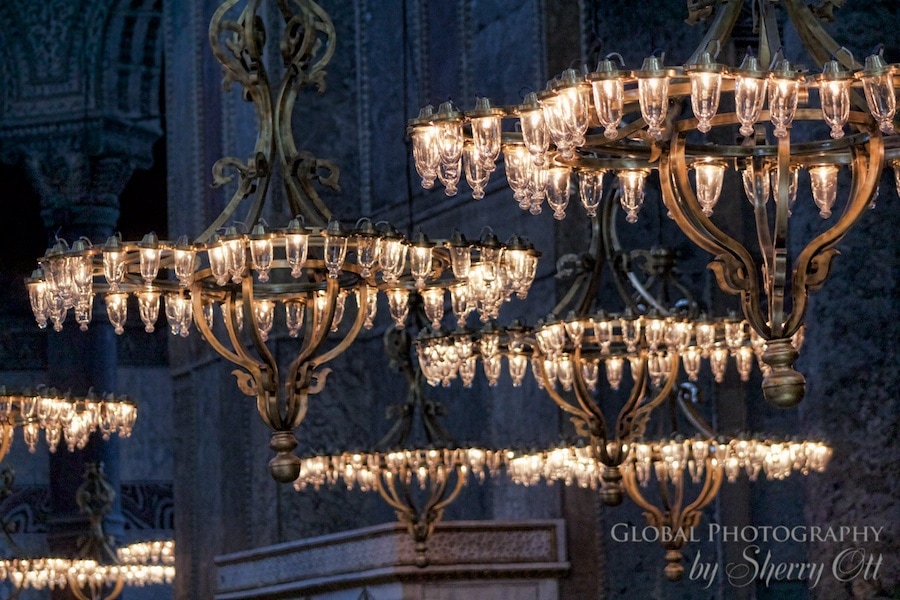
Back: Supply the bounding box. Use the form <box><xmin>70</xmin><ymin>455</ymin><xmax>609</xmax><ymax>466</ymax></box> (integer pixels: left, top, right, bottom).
<box><xmin>68</xmin><ymin>581</ymin><xmax>90</xmax><ymax>600</ymax></box>
<box><xmin>273</xmin><ymin>0</ymin><xmax>338</xmax><ymax>227</ymax></box>
<box><xmin>663</xmin><ymin>135</ymin><xmax>770</xmax><ymax>337</ymax></box>
<box><xmin>373</xmin><ymin>473</ymin><xmax>414</xmax><ymax>517</ymax></box>
<box><xmin>291</xmin><ymin>278</ymin><xmax>339</xmax><ymax>368</ymax></box>
<box><xmin>683</xmin><ymin>464</ymin><xmax>724</xmax><ymax>519</ymax></box>
<box><xmin>602</xmin><ymin>190</ymin><xmax>647</xmax><ymax>314</ymax></box>
<box><xmin>202</xmin><ymin>0</ymin><xmax>275</xmax><ymax>243</ymax></box>
<box><xmin>533</xmin><ymin>357</ymin><xmax>590</xmax><ymax>420</ymax></box>
<box><xmin>189</xmin><ymin>286</ymin><xmax>269</xmax><ymax>397</ymax></box>
<box><xmin>782</xmin><ymin>0</ymin><xmax>870</xmax><ymax>114</ymax></box>
<box><xmin>616</xmin><ymin>354</ymin><xmax>680</xmax><ymax>462</ymax></box>
<box><xmin>785</xmin><ymin>131</ymin><xmax>883</xmax><ymax>334</ymax></box>
<box><xmin>620</xmin><ymin>466</ymin><xmax>665</xmax><ymax>525</ymax></box>
<box><xmin>685</xmin><ymin>0</ymin><xmax>744</xmax><ymax>66</ymax></box>
<box><xmin>769</xmin><ymin>133</ymin><xmax>794</xmax><ymax>336</ymax></box>
<box><xmin>757</xmin><ymin>0</ymin><xmax>782</xmax><ymax>68</ymax></box>
<box><xmin>429</xmin><ymin>468</ymin><xmax>467</xmax><ymax>515</ymax></box>
<box><xmin>675</xmin><ymin>392</ymin><xmax>717</xmax><ymax>439</ymax></box>
<box><xmin>241</xmin><ymin>271</ymin><xmax>280</xmax><ymax>376</ymax></box>
<box><xmin>103</xmin><ymin>578</ymin><xmax>125</xmax><ymax>600</ymax></box>
<box><xmin>310</xmin><ymin>284</ymin><xmax>368</xmax><ymax>367</ymax></box>
<box><xmin>571</xmin><ymin>345</ymin><xmax>610</xmax><ymax>438</ymax></box>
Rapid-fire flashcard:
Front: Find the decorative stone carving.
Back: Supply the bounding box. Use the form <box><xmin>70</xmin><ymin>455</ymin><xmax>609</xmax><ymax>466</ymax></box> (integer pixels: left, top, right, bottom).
<box><xmin>215</xmin><ymin>520</ymin><xmax>568</xmax><ymax>599</ymax></box>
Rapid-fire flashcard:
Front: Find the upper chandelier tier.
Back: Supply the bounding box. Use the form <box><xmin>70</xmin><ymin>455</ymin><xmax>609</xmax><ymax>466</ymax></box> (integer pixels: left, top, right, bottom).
<box><xmin>408</xmin><ymin>0</ymin><xmax>898</xmax><ymax>408</ymax></box>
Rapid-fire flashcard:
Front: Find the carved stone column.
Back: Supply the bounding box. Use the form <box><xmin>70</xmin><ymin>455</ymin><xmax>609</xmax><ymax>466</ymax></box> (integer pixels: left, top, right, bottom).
<box><xmin>0</xmin><ymin>5</ymin><xmax>163</xmax><ymax>599</ymax></box>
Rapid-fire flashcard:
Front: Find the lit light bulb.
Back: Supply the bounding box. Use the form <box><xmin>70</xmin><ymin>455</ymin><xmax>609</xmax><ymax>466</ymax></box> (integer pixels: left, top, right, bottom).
<box><xmin>378</xmin><ymin>229</ymin><xmax>407</xmax><ymax>283</ymax></box>
<box><xmin>682</xmin><ymin>346</ymin><xmax>701</xmax><ymax>381</ymax></box>
<box><xmin>220</xmin><ymin>228</ymin><xmax>245</xmax><ymax>284</ymax></box>
<box><xmin>741</xmin><ymin>160</ymin><xmax>770</xmax><ymax>206</ymax></box>
<box><xmin>463</xmin><ymin>143</ymin><xmax>490</xmax><ymax>199</ymax></box>
<box><xmin>733</xmin><ymin>52</ymin><xmax>768</xmax><ymax>137</ymax></box>
<box><xmin>410</xmin><ymin>106</ymin><xmax>440</xmax><ymax>189</ymax></box>
<box><xmin>808</xmin><ymin>164</ymin><xmax>839</xmax><ymax>218</ymax></box>
<box><xmin>516</xmin><ymin>92</ymin><xmax>549</xmax><ymax>165</ymax></box>
<box><xmin>817</xmin><ymin>60</ymin><xmax>852</xmax><ymax>139</ymax></box>
<box><xmin>434</xmin><ymin>101</ymin><xmax>464</xmax><ymax>166</ymax></box>
<box><xmin>768</xmin><ymin>60</ymin><xmax>802</xmax><ymax>138</ymax></box>
<box><xmin>386</xmin><ymin>288</ymin><xmax>410</xmax><ymax>328</ymax></box>
<box><xmin>693</xmin><ymin>161</ymin><xmax>725</xmax><ymax>216</ymax></box>
<box><xmin>685</xmin><ymin>51</ymin><xmax>723</xmax><ymax>133</ymax></box>
<box><xmin>173</xmin><ymin>236</ymin><xmax>196</xmax><ymax>288</ymax></box>
<box><xmin>285</xmin><ymin>299</ymin><xmax>306</xmax><ymax>338</ymax></box>
<box><xmin>770</xmin><ymin>166</ymin><xmax>799</xmax><ymax>212</ymax></box>
<box><xmin>105</xmin><ymin>292</ymin><xmax>128</xmax><ymax>335</ymax></box>
<box><xmin>589</xmin><ymin>56</ymin><xmax>627</xmax><ymax>139</ymax></box>
<box><xmin>503</xmin><ymin>144</ymin><xmax>532</xmax><ymax>203</ymax></box>
<box><xmin>102</xmin><ymin>234</ymin><xmax>126</xmax><ymax>291</ymax></box>
<box><xmin>710</xmin><ymin>346</ymin><xmax>729</xmax><ymax>383</ymax></box>
<box><xmin>353</xmin><ymin>219</ymin><xmax>379</xmax><ymax>279</ymax></box>
<box><xmin>578</xmin><ymin>170</ymin><xmax>605</xmax><ymax>217</ymax></box>
<box><xmin>285</xmin><ymin>218</ymin><xmax>309</xmax><ymax>278</ymax></box>
<box><xmin>253</xmin><ymin>299</ymin><xmax>275</xmax><ymax>341</ymax></box>
<box><xmin>323</xmin><ymin>220</ymin><xmax>349</xmax><ymax>278</ymax></box>
<box><xmin>546</xmin><ymin>166</ymin><xmax>571</xmax><ymax>220</ymax></box>
<box><xmin>636</xmin><ymin>54</ymin><xmax>673</xmax><ymax>141</ymax></box>
<box><xmin>539</xmin><ymin>93</ymin><xmax>574</xmax><ymax>159</ymax></box>
<box><xmin>165</xmin><ymin>293</ymin><xmax>193</xmax><ymax>337</ymax></box>
<box><xmin>581</xmin><ymin>358</ymin><xmax>600</xmax><ymax>391</ymax></box>
<box><xmin>408</xmin><ymin>231</ymin><xmax>434</xmax><ymax>289</ymax></box>
<box><xmin>249</xmin><ymin>224</ymin><xmax>273</xmax><ymax>282</ymax></box>
<box><xmin>858</xmin><ymin>48</ymin><xmax>896</xmax><ymax>134</ymax></box>
<box><xmin>422</xmin><ymin>288</ymin><xmax>445</xmax><ymax>329</ymax></box>
<box><xmin>468</xmin><ymin>97</ymin><xmax>503</xmax><ymax>171</ymax></box>
<box><xmin>136</xmin><ymin>288</ymin><xmax>160</xmax><ymax>333</ymax></box>
<box><xmin>617</xmin><ymin>169</ymin><xmax>649</xmax><ymax>223</ymax></box>
<box><xmin>448</xmin><ymin>282</ymin><xmax>471</xmax><ymax>328</ymax></box>
<box><xmin>138</xmin><ymin>232</ymin><xmax>162</xmax><ymax>284</ymax></box>
<box><xmin>509</xmin><ymin>353</ymin><xmax>528</xmax><ymax>387</ymax></box>
<box><xmin>605</xmin><ymin>356</ymin><xmax>624</xmax><ymax>390</ymax></box>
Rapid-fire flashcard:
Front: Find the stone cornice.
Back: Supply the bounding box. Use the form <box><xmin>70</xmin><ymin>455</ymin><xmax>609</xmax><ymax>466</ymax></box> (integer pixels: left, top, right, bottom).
<box><xmin>215</xmin><ymin>520</ymin><xmax>569</xmax><ymax>599</ymax></box>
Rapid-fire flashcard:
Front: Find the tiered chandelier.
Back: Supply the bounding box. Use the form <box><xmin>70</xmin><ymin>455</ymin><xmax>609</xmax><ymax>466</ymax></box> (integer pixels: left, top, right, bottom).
<box><xmin>0</xmin><ymin>540</ymin><xmax>175</xmax><ymax>598</ymax></box>
<box><xmin>408</xmin><ymin>0</ymin><xmax>899</xmax><ymax>409</ymax></box>
<box><xmin>409</xmin><ymin>139</ymin><xmax>833</xmax><ymax>578</ymax></box>
<box><xmin>0</xmin><ymin>462</ymin><xmax>173</xmax><ymax>599</ymax></box>
<box><xmin>22</xmin><ymin>0</ymin><xmax>538</xmax><ymax>483</ymax></box>
<box><xmin>0</xmin><ymin>386</ymin><xmax>136</xmax><ymax>461</ymax></box>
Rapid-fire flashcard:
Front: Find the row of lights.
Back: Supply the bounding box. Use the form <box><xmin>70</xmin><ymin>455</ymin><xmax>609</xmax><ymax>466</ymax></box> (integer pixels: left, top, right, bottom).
<box><xmin>415</xmin><ymin>313</ymin><xmax>804</xmax><ymax>390</ymax></box>
<box><xmin>0</xmin><ymin>541</ymin><xmax>174</xmax><ymax>592</ymax></box>
<box><xmin>25</xmin><ymin>222</ymin><xmax>539</xmax><ymax>338</ymax></box>
<box><xmin>292</xmin><ymin>439</ymin><xmax>830</xmax><ymax>495</ymax></box>
<box><xmin>0</xmin><ymin>387</ymin><xmax>137</xmax><ymax>454</ymax></box>
<box><xmin>409</xmin><ymin>48</ymin><xmax>899</xmax><ymax>221</ymax></box>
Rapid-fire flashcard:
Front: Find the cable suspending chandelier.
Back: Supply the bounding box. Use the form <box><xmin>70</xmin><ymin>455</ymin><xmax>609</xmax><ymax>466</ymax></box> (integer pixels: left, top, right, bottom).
<box><xmin>23</xmin><ymin>0</ymin><xmax>538</xmax><ymax>483</ymax></box>
<box><xmin>408</xmin><ymin>0</ymin><xmax>899</xmax><ymax>410</ymax></box>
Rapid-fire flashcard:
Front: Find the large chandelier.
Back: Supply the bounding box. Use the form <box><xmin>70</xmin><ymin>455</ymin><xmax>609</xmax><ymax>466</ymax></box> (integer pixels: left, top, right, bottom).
<box><xmin>408</xmin><ymin>0</ymin><xmax>899</xmax><ymax>409</ymax></box>
<box><xmin>22</xmin><ymin>0</ymin><xmax>538</xmax><ymax>483</ymax></box>
<box><xmin>0</xmin><ymin>386</ymin><xmax>137</xmax><ymax>460</ymax></box>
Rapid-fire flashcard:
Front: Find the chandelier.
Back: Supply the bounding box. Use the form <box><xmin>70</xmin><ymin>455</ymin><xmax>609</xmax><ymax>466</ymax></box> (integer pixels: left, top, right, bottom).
<box><xmin>22</xmin><ymin>0</ymin><xmax>538</xmax><ymax>483</ymax></box>
<box><xmin>408</xmin><ymin>0</ymin><xmax>899</xmax><ymax>409</ymax></box>
<box><xmin>0</xmin><ymin>540</ymin><xmax>175</xmax><ymax>598</ymax></box>
<box><xmin>0</xmin><ymin>386</ymin><xmax>137</xmax><ymax>460</ymax></box>
<box><xmin>0</xmin><ymin>463</ymin><xmax>173</xmax><ymax>599</ymax></box>
<box><xmin>409</xmin><ymin>156</ymin><xmax>833</xmax><ymax>579</ymax></box>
